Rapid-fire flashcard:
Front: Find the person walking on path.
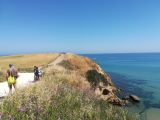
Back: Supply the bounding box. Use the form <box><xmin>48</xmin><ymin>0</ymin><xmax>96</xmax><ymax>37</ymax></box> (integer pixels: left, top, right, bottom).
<box><xmin>34</xmin><ymin>66</ymin><xmax>40</xmax><ymax>81</ymax></box>
<box><xmin>6</xmin><ymin>64</ymin><xmax>19</xmax><ymax>94</ymax></box>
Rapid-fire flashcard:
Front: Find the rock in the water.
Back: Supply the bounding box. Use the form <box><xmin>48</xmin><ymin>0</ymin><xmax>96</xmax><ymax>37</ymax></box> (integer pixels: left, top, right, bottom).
<box><xmin>129</xmin><ymin>95</ymin><xmax>140</xmax><ymax>102</ymax></box>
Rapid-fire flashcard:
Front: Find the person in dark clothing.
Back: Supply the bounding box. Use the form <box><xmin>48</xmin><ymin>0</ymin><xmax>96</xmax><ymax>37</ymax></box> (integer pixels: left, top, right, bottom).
<box><xmin>34</xmin><ymin>66</ymin><xmax>40</xmax><ymax>81</ymax></box>
<box><xmin>6</xmin><ymin>64</ymin><xmax>18</xmax><ymax>93</ymax></box>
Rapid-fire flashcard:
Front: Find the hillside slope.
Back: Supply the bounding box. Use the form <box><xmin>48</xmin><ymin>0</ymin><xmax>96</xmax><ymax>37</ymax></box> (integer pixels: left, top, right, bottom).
<box><xmin>43</xmin><ymin>53</ymin><xmax>122</xmax><ymax>105</ymax></box>
<box><xmin>0</xmin><ymin>53</ymin><xmax>137</xmax><ymax>120</ymax></box>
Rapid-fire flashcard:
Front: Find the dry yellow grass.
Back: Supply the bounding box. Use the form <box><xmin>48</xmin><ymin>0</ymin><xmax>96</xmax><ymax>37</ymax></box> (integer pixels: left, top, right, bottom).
<box><xmin>0</xmin><ymin>73</ymin><xmax>138</xmax><ymax>120</ymax></box>
<box><xmin>0</xmin><ymin>53</ymin><xmax>60</xmax><ymax>82</ymax></box>
<box><xmin>0</xmin><ymin>53</ymin><xmax>138</xmax><ymax>120</ymax></box>
<box><xmin>60</xmin><ymin>53</ymin><xmax>100</xmax><ymax>77</ymax></box>
<box><xmin>0</xmin><ymin>53</ymin><xmax>59</xmax><ymax>71</ymax></box>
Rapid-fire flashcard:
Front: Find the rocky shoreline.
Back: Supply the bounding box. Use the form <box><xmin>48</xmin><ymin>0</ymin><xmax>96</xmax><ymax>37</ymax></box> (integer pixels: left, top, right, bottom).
<box><xmin>43</xmin><ymin>53</ymin><xmax>140</xmax><ymax>106</ymax></box>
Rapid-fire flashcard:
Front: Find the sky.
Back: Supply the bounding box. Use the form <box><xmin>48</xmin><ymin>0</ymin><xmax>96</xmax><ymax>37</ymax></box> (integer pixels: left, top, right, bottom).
<box><xmin>0</xmin><ymin>0</ymin><xmax>160</xmax><ymax>54</ymax></box>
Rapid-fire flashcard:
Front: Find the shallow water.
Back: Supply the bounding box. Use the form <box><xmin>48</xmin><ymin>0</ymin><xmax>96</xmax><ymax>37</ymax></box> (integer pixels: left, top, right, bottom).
<box><xmin>84</xmin><ymin>53</ymin><xmax>160</xmax><ymax>120</ymax></box>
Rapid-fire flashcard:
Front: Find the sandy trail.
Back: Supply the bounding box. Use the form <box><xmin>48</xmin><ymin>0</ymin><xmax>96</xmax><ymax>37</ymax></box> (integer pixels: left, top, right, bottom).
<box><xmin>0</xmin><ymin>73</ymin><xmax>34</xmax><ymax>97</ymax></box>
<box><xmin>45</xmin><ymin>54</ymin><xmax>66</xmax><ymax>71</ymax></box>
<box><xmin>48</xmin><ymin>54</ymin><xmax>65</xmax><ymax>66</ymax></box>
<box><xmin>0</xmin><ymin>54</ymin><xmax>64</xmax><ymax>98</ymax></box>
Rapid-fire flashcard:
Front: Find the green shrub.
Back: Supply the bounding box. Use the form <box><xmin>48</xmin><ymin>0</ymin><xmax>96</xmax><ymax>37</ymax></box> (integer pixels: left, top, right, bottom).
<box><xmin>58</xmin><ymin>60</ymin><xmax>75</xmax><ymax>70</ymax></box>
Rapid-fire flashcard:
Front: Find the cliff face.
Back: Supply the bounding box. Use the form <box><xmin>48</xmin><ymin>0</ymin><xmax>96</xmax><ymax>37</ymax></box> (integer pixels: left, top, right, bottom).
<box><xmin>43</xmin><ymin>53</ymin><xmax>122</xmax><ymax>105</ymax></box>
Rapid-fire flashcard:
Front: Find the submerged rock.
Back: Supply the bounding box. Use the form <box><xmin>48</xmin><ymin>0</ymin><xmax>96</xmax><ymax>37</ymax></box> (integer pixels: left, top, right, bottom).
<box><xmin>144</xmin><ymin>108</ymin><xmax>160</xmax><ymax>120</ymax></box>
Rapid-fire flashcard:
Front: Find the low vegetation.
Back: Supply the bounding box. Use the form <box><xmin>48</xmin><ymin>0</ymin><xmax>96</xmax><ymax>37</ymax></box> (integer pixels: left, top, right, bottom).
<box><xmin>58</xmin><ymin>60</ymin><xmax>74</xmax><ymax>70</ymax></box>
<box><xmin>0</xmin><ymin>73</ymin><xmax>138</xmax><ymax>120</ymax></box>
<box><xmin>0</xmin><ymin>53</ymin><xmax>139</xmax><ymax>119</ymax></box>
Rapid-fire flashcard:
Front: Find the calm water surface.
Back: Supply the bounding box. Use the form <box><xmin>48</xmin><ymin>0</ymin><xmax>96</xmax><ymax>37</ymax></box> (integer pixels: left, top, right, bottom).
<box><xmin>84</xmin><ymin>53</ymin><xmax>160</xmax><ymax>120</ymax></box>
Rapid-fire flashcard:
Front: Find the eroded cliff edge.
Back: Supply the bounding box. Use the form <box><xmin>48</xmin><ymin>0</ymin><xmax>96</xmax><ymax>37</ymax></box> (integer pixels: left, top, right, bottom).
<box><xmin>43</xmin><ymin>53</ymin><xmax>122</xmax><ymax>105</ymax></box>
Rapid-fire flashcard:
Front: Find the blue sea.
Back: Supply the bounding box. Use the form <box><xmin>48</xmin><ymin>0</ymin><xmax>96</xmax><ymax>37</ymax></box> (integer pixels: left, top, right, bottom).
<box><xmin>85</xmin><ymin>53</ymin><xmax>160</xmax><ymax>120</ymax></box>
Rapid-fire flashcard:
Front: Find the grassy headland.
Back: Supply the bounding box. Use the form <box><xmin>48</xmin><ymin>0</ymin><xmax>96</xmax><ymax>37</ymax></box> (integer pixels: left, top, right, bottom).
<box><xmin>0</xmin><ymin>53</ymin><xmax>139</xmax><ymax>119</ymax></box>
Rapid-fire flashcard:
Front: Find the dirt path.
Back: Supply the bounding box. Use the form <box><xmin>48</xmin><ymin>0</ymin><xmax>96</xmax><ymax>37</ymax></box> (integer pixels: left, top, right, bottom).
<box><xmin>0</xmin><ymin>73</ymin><xmax>34</xmax><ymax>97</ymax></box>
<box><xmin>0</xmin><ymin>54</ymin><xmax>65</xmax><ymax>98</ymax></box>
<box><xmin>48</xmin><ymin>54</ymin><xmax>65</xmax><ymax>66</ymax></box>
<box><xmin>44</xmin><ymin>54</ymin><xmax>66</xmax><ymax>72</ymax></box>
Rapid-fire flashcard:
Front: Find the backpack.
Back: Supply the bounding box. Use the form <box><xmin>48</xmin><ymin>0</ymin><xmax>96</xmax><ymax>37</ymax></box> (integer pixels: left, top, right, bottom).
<box><xmin>8</xmin><ymin>69</ymin><xmax>16</xmax><ymax>85</ymax></box>
<box><xmin>38</xmin><ymin>69</ymin><xmax>43</xmax><ymax>76</ymax></box>
<box><xmin>8</xmin><ymin>76</ymin><xmax>15</xmax><ymax>85</ymax></box>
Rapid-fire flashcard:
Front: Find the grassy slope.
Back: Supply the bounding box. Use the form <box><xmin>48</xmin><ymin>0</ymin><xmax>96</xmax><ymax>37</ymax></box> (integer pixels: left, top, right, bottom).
<box><xmin>0</xmin><ymin>53</ymin><xmax>139</xmax><ymax>120</ymax></box>
<box><xmin>0</xmin><ymin>74</ymin><xmax>138</xmax><ymax>120</ymax></box>
<box><xmin>0</xmin><ymin>53</ymin><xmax>59</xmax><ymax>82</ymax></box>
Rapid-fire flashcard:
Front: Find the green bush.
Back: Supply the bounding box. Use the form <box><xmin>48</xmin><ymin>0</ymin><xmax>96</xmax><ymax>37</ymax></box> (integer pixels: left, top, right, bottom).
<box><xmin>58</xmin><ymin>60</ymin><xmax>75</xmax><ymax>70</ymax></box>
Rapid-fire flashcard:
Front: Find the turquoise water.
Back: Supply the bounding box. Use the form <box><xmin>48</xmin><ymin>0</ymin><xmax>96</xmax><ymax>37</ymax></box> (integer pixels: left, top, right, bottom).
<box><xmin>85</xmin><ymin>53</ymin><xmax>160</xmax><ymax>119</ymax></box>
